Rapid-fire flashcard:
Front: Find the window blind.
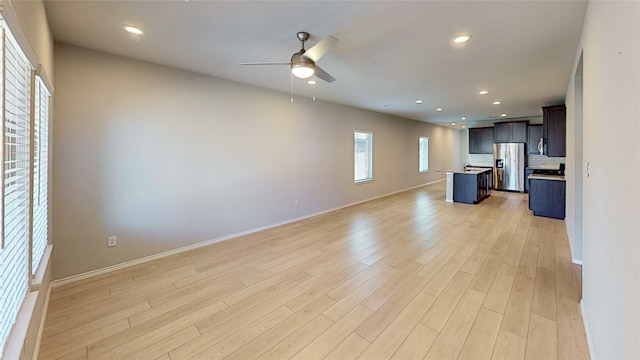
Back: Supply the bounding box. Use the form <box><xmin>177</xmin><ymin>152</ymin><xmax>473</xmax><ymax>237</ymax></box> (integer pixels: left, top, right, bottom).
<box><xmin>31</xmin><ymin>75</ymin><xmax>49</xmax><ymax>274</ymax></box>
<box><xmin>354</xmin><ymin>131</ymin><xmax>373</xmax><ymax>182</ymax></box>
<box><xmin>0</xmin><ymin>24</ymin><xmax>32</xmax><ymax>357</ymax></box>
<box><xmin>419</xmin><ymin>137</ymin><xmax>429</xmax><ymax>172</ymax></box>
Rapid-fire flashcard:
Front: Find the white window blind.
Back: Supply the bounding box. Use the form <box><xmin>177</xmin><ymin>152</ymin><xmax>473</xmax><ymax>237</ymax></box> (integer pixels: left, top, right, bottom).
<box><xmin>354</xmin><ymin>131</ymin><xmax>373</xmax><ymax>182</ymax></box>
<box><xmin>31</xmin><ymin>75</ymin><xmax>49</xmax><ymax>274</ymax></box>
<box><xmin>419</xmin><ymin>136</ymin><xmax>429</xmax><ymax>172</ymax></box>
<box><xmin>0</xmin><ymin>24</ymin><xmax>32</xmax><ymax>357</ymax></box>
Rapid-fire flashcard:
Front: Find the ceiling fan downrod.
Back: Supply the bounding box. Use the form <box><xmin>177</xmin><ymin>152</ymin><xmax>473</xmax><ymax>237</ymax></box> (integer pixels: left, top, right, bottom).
<box><xmin>297</xmin><ymin>31</ymin><xmax>310</xmax><ymax>54</ymax></box>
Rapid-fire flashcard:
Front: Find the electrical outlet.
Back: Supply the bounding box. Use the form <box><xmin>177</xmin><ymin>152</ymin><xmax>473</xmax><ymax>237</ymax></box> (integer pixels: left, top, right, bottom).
<box><xmin>294</xmin><ymin>200</ymin><xmax>299</xmax><ymax>207</ymax></box>
<box><xmin>107</xmin><ymin>235</ymin><xmax>117</xmax><ymax>247</ymax></box>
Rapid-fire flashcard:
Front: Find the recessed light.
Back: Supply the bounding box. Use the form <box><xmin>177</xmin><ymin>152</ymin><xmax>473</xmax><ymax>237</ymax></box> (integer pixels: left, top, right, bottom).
<box><xmin>122</xmin><ymin>25</ymin><xmax>144</xmax><ymax>35</ymax></box>
<box><xmin>452</xmin><ymin>123</ymin><xmax>456</xmax><ymax>126</ymax></box>
<box><xmin>436</xmin><ymin>107</ymin><xmax>443</xmax><ymax>112</ymax></box>
<box><xmin>453</xmin><ymin>35</ymin><xmax>472</xmax><ymax>43</ymax></box>
<box><xmin>307</xmin><ymin>80</ymin><xmax>317</xmax><ymax>85</ymax></box>
<box><xmin>478</xmin><ymin>90</ymin><xmax>488</xmax><ymax>95</ymax></box>
<box><xmin>462</xmin><ymin>125</ymin><xmax>466</xmax><ymax>128</ymax></box>
<box><xmin>493</xmin><ymin>101</ymin><xmax>501</xmax><ymax>105</ymax></box>
<box><xmin>415</xmin><ymin>99</ymin><xmax>424</xmax><ymax>104</ymax></box>
<box><xmin>501</xmin><ymin>113</ymin><xmax>508</xmax><ymax>117</ymax></box>
<box><xmin>461</xmin><ymin>117</ymin><xmax>467</xmax><ymax>120</ymax></box>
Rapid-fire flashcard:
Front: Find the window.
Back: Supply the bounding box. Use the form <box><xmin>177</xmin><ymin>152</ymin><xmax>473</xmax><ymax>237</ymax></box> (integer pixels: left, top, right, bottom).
<box><xmin>32</xmin><ymin>76</ymin><xmax>50</xmax><ymax>274</ymax></box>
<box><xmin>419</xmin><ymin>136</ymin><xmax>429</xmax><ymax>172</ymax></box>
<box><xmin>1</xmin><ymin>25</ymin><xmax>32</xmax><ymax>357</ymax></box>
<box><xmin>0</xmin><ymin>20</ymin><xmax>51</xmax><ymax>357</ymax></box>
<box><xmin>354</xmin><ymin>131</ymin><xmax>373</xmax><ymax>182</ymax></box>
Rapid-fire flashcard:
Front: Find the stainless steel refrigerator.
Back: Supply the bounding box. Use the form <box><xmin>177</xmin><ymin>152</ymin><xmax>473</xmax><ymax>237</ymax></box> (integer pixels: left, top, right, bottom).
<box><xmin>493</xmin><ymin>143</ymin><xmax>525</xmax><ymax>192</ymax></box>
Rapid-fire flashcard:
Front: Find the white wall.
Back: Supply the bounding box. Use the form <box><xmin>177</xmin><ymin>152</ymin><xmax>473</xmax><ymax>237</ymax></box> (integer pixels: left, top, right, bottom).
<box><xmin>565</xmin><ymin>1</ymin><xmax>640</xmax><ymax>358</ymax></box>
<box><xmin>52</xmin><ymin>44</ymin><xmax>464</xmax><ymax>279</ymax></box>
<box><xmin>11</xmin><ymin>0</ymin><xmax>53</xmax><ymax>80</ymax></box>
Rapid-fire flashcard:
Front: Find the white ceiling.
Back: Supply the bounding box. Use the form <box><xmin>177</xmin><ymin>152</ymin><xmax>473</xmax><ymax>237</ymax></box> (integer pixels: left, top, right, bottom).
<box><xmin>43</xmin><ymin>0</ymin><xmax>587</xmax><ymax>128</ymax></box>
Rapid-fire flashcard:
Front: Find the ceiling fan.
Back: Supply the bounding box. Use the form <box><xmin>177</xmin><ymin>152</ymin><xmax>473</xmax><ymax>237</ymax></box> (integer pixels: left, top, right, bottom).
<box><xmin>240</xmin><ymin>32</ymin><xmax>339</xmax><ymax>83</ymax></box>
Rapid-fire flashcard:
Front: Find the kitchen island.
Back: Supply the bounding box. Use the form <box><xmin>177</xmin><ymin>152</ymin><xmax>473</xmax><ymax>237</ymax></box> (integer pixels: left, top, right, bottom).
<box><xmin>446</xmin><ymin>168</ymin><xmax>492</xmax><ymax>204</ymax></box>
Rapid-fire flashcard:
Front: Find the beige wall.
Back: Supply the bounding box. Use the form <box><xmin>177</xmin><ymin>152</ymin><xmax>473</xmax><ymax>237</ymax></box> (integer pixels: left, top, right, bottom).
<box><xmin>11</xmin><ymin>0</ymin><xmax>54</xmax><ymax>81</ymax></box>
<box><xmin>52</xmin><ymin>43</ymin><xmax>464</xmax><ymax>279</ymax></box>
<box><xmin>565</xmin><ymin>1</ymin><xmax>640</xmax><ymax>358</ymax></box>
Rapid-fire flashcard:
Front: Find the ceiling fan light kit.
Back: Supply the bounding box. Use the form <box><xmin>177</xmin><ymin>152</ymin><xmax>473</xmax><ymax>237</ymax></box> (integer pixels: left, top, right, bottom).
<box><xmin>241</xmin><ymin>31</ymin><xmax>338</xmax><ymax>83</ymax></box>
<box><xmin>291</xmin><ymin>53</ymin><xmax>315</xmax><ymax>79</ymax></box>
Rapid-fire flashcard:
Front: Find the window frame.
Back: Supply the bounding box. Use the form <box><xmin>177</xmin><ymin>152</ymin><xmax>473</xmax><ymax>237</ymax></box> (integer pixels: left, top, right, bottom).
<box><xmin>419</xmin><ymin>136</ymin><xmax>429</xmax><ymax>173</ymax></box>
<box><xmin>0</xmin><ymin>18</ymin><xmax>53</xmax><ymax>358</ymax></box>
<box><xmin>354</xmin><ymin>130</ymin><xmax>373</xmax><ymax>183</ymax></box>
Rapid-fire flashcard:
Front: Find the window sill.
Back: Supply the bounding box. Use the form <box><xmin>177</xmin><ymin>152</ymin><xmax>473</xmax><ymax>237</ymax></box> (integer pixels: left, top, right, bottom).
<box><xmin>30</xmin><ymin>245</ymin><xmax>52</xmax><ymax>292</ymax></box>
<box><xmin>354</xmin><ymin>179</ymin><xmax>373</xmax><ymax>184</ymax></box>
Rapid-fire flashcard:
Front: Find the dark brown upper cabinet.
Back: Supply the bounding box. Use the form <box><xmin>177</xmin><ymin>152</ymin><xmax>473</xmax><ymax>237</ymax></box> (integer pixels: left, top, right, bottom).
<box><xmin>543</xmin><ymin>105</ymin><xmax>566</xmax><ymax>157</ymax></box>
<box><xmin>494</xmin><ymin>121</ymin><xmax>527</xmax><ymax>143</ymax></box>
<box><xmin>527</xmin><ymin>125</ymin><xmax>543</xmax><ymax>155</ymax></box>
<box><xmin>469</xmin><ymin>127</ymin><xmax>494</xmax><ymax>154</ymax></box>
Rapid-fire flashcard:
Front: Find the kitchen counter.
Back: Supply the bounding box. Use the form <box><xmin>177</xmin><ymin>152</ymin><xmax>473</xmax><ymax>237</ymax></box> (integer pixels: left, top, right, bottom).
<box><xmin>462</xmin><ymin>168</ymin><xmax>492</xmax><ymax>175</ymax></box>
<box><xmin>528</xmin><ymin>174</ymin><xmax>565</xmax><ymax>181</ymax></box>
<box><xmin>445</xmin><ymin>168</ymin><xmax>492</xmax><ymax>175</ymax></box>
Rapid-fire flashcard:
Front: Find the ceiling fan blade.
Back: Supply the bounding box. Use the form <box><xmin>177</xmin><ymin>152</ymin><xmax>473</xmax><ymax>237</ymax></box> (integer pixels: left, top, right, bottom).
<box><xmin>239</xmin><ymin>62</ymin><xmax>291</xmax><ymax>66</ymax></box>
<box><xmin>314</xmin><ymin>65</ymin><xmax>336</xmax><ymax>83</ymax></box>
<box><xmin>302</xmin><ymin>35</ymin><xmax>339</xmax><ymax>62</ymax></box>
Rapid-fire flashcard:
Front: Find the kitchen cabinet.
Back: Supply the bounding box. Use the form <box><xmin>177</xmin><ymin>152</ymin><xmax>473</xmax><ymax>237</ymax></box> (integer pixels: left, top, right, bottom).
<box><xmin>527</xmin><ymin>125</ymin><xmax>543</xmax><ymax>155</ymax></box>
<box><xmin>468</xmin><ymin>127</ymin><xmax>494</xmax><ymax>154</ymax></box>
<box><xmin>494</xmin><ymin>123</ymin><xmax>509</xmax><ymax>142</ymax></box>
<box><xmin>453</xmin><ymin>170</ymin><xmax>492</xmax><ymax>204</ymax></box>
<box><xmin>543</xmin><ymin>105</ymin><xmax>566</xmax><ymax>157</ymax></box>
<box><xmin>481</xmin><ymin>127</ymin><xmax>494</xmax><ymax>153</ymax></box>
<box><xmin>529</xmin><ymin>176</ymin><xmax>566</xmax><ymax>219</ymax></box>
<box><xmin>494</xmin><ymin>121</ymin><xmax>527</xmax><ymax>143</ymax></box>
<box><xmin>524</xmin><ymin>168</ymin><xmax>535</xmax><ymax>192</ymax></box>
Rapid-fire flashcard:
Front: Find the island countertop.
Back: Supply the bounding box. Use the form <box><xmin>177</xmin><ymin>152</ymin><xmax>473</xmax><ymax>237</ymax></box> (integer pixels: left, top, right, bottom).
<box><xmin>445</xmin><ymin>168</ymin><xmax>492</xmax><ymax>175</ymax></box>
<box><xmin>528</xmin><ymin>174</ymin><xmax>566</xmax><ymax>181</ymax></box>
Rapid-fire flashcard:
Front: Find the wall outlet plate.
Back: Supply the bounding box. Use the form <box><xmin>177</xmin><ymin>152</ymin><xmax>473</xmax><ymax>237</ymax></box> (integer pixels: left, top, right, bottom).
<box><xmin>107</xmin><ymin>235</ymin><xmax>117</xmax><ymax>247</ymax></box>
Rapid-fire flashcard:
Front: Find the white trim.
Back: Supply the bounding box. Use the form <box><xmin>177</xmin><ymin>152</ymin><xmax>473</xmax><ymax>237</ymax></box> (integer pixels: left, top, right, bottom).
<box><xmin>31</xmin><ymin>285</ymin><xmax>50</xmax><ymax>360</ymax></box>
<box><xmin>3</xmin><ymin>292</ymin><xmax>37</xmax><ymax>360</ymax></box>
<box><xmin>30</xmin><ymin>245</ymin><xmax>52</xmax><ymax>292</ymax></box>
<box><xmin>580</xmin><ymin>299</ymin><xmax>595</xmax><ymax>360</ymax></box>
<box><xmin>51</xmin><ymin>179</ymin><xmax>445</xmax><ymax>287</ymax></box>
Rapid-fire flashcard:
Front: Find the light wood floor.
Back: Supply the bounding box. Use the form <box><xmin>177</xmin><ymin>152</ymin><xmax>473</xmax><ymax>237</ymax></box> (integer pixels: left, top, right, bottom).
<box><xmin>39</xmin><ymin>181</ymin><xmax>590</xmax><ymax>360</ymax></box>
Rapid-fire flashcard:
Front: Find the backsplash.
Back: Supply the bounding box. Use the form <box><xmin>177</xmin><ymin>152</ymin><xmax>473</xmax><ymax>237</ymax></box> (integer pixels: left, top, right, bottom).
<box><xmin>528</xmin><ymin>155</ymin><xmax>566</xmax><ymax>169</ymax></box>
<box><xmin>469</xmin><ymin>153</ymin><xmax>565</xmax><ymax>169</ymax></box>
<box><xmin>467</xmin><ymin>154</ymin><xmax>493</xmax><ymax>167</ymax></box>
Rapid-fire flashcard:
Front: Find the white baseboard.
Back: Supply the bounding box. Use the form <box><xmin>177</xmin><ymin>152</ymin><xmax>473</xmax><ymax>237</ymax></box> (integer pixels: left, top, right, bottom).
<box><xmin>52</xmin><ymin>179</ymin><xmax>444</xmax><ymax>287</ymax></box>
<box><xmin>580</xmin><ymin>300</ymin><xmax>595</xmax><ymax>360</ymax></box>
<box><xmin>32</xmin><ymin>285</ymin><xmax>51</xmax><ymax>360</ymax></box>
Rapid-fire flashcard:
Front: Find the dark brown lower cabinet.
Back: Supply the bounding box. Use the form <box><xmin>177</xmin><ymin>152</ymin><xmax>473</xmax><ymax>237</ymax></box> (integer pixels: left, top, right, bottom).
<box><xmin>528</xmin><ymin>178</ymin><xmax>566</xmax><ymax>219</ymax></box>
